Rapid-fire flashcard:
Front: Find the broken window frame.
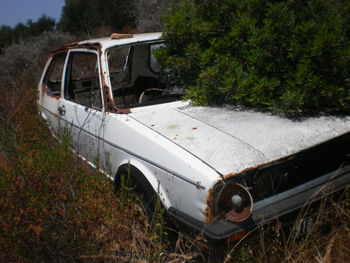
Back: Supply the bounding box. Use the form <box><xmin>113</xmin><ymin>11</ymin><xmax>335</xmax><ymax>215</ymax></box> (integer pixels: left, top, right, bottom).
<box><xmin>63</xmin><ymin>49</ymin><xmax>103</xmax><ymax>110</ymax></box>
<box><xmin>105</xmin><ymin>40</ymin><xmax>184</xmax><ymax>109</ymax></box>
<box><xmin>43</xmin><ymin>52</ymin><xmax>68</xmax><ymax>96</ymax></box>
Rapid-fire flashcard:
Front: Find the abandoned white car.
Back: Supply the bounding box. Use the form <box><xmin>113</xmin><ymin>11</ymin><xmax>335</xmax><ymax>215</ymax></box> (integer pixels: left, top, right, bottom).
<box><xmin>37</xmin><ymin>32</ymin><xmax>350</xmax><ymax>244</ymax></box>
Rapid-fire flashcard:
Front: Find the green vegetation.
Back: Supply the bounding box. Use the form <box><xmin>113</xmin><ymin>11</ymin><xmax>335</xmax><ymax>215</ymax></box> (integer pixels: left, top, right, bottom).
<box><xmin>159</xmin><ymin>0</ymin><xmax>350</xmax><ymax>115</ymax></box>
<box><xmin>0</xmin><ymin>0</ymin><xmax>177</xmax><ymax>52</ymax></box>
<box><xmin>0</xmin><ymin>15</ymin><xmax>55</xmax><ymax>53</ymax></box>
<box><xmin>58</xmin><ymin>0</ymin><xmax>136</xmax><ymax>35</ymax></box>
<box><xmin>0</xmin><ymin>0</ymin><xmax>138</xmax><ymax>52</ymax></box>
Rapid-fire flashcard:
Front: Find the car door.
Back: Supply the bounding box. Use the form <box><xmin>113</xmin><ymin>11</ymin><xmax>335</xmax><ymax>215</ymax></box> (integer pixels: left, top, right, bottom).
<box><xmin>58</xmin><ymin>49</ymin><xmax>106</xmax><ymax>165</ymax></box>
<box><xmin>39</xmin><ymin>51</ymin><xmax>68</xmax><ymax>134</ymax></box>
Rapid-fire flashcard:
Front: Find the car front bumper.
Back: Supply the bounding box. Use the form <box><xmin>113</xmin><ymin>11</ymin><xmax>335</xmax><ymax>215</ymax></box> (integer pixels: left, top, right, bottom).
<box><xmin>168</xmin><ymin>165</ymin><xmax>350</xmax><ymax>242</ymax></box>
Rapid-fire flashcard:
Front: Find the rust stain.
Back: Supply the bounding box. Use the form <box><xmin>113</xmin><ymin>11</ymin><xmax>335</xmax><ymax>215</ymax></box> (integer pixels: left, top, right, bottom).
<box><xmin>227</xmin><ymin>231</ymin><xmax>249</xmax><ymax>243</ymax></box>
<box><xmin>222</xmin><ymin>152</ymin><xmax>298</xmax><ymax>181</ymax></box>
<box><xmin>41</xmin><ymin>83</ymin><xmax>60</xmax><ymax>100</ymax></box>
<box><xmin>102</xmin><ymin>85</ymin><xmax>116</xmax><ymax>112</ymax></box>
<box><xmin>50</xmin><ymin>42</ymin><xmax>101</xmax><ymax>55</ymax></box>
<box><xmin>205</xmin><ymin>180</ymin><xmax>254</xmax><ymax>224</ymax></box>
<box><xmin>203</xmin><ymin>164</ymin><xmax>259</xmax><ymax>223</ymax></box>
<box><xmin>110</xmin><ymin>33</ymin><xmax>133</xmax><ymax>39</ymax></box>
<box><xmin>95</xmin><ymin>40</ymin><xmax>117</xmax><ymax>114</ymax></box>
<box><xmin>46</xmin><ymin>40</ymin><xmax>145</xmax><ymax>116</ymax></box>
<box><xmin>49</xmin><ymin>42</ymin><xmax>102</xmax><ymax>57</ymax></box>
<box><xmin>97</xmin><ymin>43</ymin><xmax>130</xmax><ymax>114</ymax></box>
<box><xmin>225</xmin><ymin>206</ymin><xmax>251</xmax><ymax>223</ymax></box>
<box><xmin>48</xmin><ymin>94</ymin><xmax>60</xmax><ymax>100</ymax></box>
<box><xmin>115</xmin><ymin>108</ymin><xmax>131</xmax><ymax>114</ymax></box>
<box><xmin>49</xmin><ymin>42</ymin><xmax>123</xmax><ymax>113</ymax></box>
<box><xmin>195</xmin><ymin>181</ymin><xmax>203</xmax><ymax>190</ymax></box>
<box><xmin>205</xmin><ymin>188</ymin><xmax>214</xmax><ymax>224</ymax></box>
<box><xmin>223</xmin><ymin>165</ymin><xmax>260</xmax><ymax>180</ymax></box>
<box><xmin>222</xmin><ymin>183</ymin><xmax>253</xmax><ymax>223</ymax></box>
<box><xmin>205</xmin><ymin>149</ymin><xmax>304</xmax><ymax>224</ymax></box>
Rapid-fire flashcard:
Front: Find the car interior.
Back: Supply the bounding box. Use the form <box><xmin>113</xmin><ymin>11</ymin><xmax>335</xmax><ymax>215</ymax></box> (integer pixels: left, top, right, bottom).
<box><xmin>107</xmin><ymin>42</ymin><xmax>183</xmax><ymax>108</ymax></box>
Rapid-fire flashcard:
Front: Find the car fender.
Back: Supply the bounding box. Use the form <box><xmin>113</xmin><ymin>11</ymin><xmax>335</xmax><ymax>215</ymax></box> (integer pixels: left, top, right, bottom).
<box><xmin>115</xmin><ymin>159</ymin><xmax>172</xmax><ymax>209</ymax></box>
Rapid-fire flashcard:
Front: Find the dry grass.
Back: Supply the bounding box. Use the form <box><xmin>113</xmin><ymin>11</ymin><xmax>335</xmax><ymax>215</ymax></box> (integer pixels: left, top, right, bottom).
<box><xmin>220</xmin><ymin>189</ymin><xmax>350</xmax><ymax>263</ymax></box>
<box><xmin>0</xmin><ymin>84</ymin><xmax>152</xmax><ymax>262</ymax></box>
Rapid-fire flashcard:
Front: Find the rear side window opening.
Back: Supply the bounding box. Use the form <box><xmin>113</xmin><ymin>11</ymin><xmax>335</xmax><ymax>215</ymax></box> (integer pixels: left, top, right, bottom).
<box><xmin>149</xmin><ymin>43</ymin><xmax>163</xmax><ymax>74</ymax></box>
<box><xmin>43</xmin><ymin>52</ymin><xmax>67</xmax><ymax>96</ymax></box>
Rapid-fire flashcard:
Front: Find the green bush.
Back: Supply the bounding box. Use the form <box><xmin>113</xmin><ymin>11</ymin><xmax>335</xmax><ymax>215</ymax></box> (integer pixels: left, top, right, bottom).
<box><xmin>159</xmin><ymin>0</ymin><xmax>350</xmax><ymax>115</ymax></box>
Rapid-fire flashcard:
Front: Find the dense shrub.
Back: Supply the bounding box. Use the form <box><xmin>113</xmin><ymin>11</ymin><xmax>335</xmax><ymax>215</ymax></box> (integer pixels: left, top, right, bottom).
<box><xmin>0</xmin><ymin>31</ymin><xmax>73</xmax><ymax>81</ymax></box>
<box><xmin>0</xmin><ymin>15</ymin><xmax>56</xmax><ymax>52</ymax></box>
<box><xmin>134</xmin><ymin>0</ymin><xmax>180</xmax><ymax>32</ymax></box>
<box><xmin>0</xmin><ymin>31</ymin><xmax>74</xmax><ymax>130</ymax></box>
<box><xmin>58</xmin><ymin>0</ymin><xmax>136</xmax><ymax>35</ymax></box>
<box><xmin>159</xmin><ymin>0</ymin><xmax>350</xmax><ymax>115</ymax></box>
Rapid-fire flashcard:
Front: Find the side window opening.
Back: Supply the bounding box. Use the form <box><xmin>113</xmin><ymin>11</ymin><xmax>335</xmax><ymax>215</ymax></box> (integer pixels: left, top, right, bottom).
<box><xmin>64</xmin><ymin>52</ymin><xmax>102</xmax><ymax>110</ymax></box>
<box><xmin>43</xmin><ymin>52</ymin><xmax>67</xmax><ymax>96</ymax></box>
<box><xmin>149</xmin><ymin>43</ymin><xmax>164</xmax><ymax>74</ymax></box>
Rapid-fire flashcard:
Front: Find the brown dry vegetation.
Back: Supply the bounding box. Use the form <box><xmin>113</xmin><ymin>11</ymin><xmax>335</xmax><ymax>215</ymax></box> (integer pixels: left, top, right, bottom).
<box><xmin>0</xmin><ymin>82</ymin><xmax>152</xmax><ymax>262</ymax></box>
<box><xmin>223</xmin><ymin>193</ymin><xmax>350</xmax><ymax>263</ymax></box>
<box><xmin>0</xmin><ymin>32</ymin><xmax>349</xmax><ymax>263</ymax></box>
<box><xmin>0</xmin><ymin>33</ymin><xmax>165</xmax><ymax>263</ymax></box>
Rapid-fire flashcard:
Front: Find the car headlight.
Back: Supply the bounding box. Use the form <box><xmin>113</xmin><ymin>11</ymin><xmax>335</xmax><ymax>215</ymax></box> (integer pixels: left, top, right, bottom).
<box><xmin>215</xmin><ymin>182</ymin><xmax>253</xmax><ymax>222</ymax></box>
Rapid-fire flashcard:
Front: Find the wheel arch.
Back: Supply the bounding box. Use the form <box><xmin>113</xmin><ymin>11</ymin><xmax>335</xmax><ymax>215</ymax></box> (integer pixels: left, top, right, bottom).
<box><xmin>114</xmin><ymin>160</ymin><xmax>171</xmax><ymax>209</ymax></box>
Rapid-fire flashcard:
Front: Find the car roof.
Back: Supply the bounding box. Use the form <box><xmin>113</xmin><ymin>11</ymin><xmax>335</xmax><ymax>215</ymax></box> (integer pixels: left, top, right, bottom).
<box><xmin>78</xmin><ymin>32</ymin><xmax>162</xmax><ymax>50</ymax></box>
<box><xmin>51</xmin><ymin>32</ymin><xmax>162</xmax><ymax>55</ymax></box>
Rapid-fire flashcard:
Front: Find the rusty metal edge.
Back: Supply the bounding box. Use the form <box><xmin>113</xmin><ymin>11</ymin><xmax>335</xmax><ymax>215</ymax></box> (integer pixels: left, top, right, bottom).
<box><xmin>47</xmin><ymin>42</ymin><xmax>131</xmax><ymax>114</ymax></box>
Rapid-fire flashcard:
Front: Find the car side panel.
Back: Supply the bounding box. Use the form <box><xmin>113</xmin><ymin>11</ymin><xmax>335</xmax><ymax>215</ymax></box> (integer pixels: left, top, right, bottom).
<box><xmin>100</xmin><ymin>112</ymin><xmax>221</xmax><ymax>222</ymax></box>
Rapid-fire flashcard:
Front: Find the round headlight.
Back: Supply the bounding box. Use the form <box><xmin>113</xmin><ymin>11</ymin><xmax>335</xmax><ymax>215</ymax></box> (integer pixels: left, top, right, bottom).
<box><xmin>217</xmin><ymin>182</ymin><xmax>253</xmax><ymax>222</ymax></box>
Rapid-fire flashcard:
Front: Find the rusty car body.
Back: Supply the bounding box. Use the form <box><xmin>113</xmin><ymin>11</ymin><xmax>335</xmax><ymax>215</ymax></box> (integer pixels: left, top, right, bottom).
<box><xmin>37</xmin><ymin>32</ymin><xmax>350</xmax><ymax>244</ymax></box>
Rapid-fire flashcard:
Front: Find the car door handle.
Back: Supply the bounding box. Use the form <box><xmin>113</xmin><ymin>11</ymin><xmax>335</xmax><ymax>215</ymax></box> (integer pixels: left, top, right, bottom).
<box><xmin>58</xmin><ymin>105</ymin><xmax>66</xmax><ymax>116</ymax></box>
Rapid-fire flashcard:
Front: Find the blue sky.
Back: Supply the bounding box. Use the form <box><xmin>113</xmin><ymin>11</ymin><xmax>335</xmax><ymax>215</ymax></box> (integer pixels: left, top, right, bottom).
<box><xmin>0</xmin><ymin>0</ymin><xmax>66</xmax><ymax>27</ymax></box>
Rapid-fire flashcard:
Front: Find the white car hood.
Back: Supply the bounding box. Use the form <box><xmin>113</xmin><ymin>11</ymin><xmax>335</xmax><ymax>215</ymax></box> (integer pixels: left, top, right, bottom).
<box><xmin>130</xmin><ymin>102</ymin><xmax>350</xmax><ymax>175</ymax></box>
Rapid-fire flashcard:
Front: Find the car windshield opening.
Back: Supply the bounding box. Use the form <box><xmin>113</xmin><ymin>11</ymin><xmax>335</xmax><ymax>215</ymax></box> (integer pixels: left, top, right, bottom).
<box><xmin>107</xmin><ymin>42</ymin><xmax>185</xmax><ymax>108</ymax></box>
